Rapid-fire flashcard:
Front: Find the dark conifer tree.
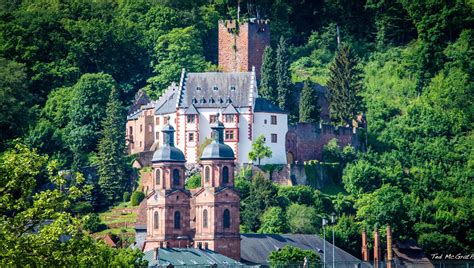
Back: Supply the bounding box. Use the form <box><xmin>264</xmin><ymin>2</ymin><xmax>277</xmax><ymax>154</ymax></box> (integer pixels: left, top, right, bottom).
<box><xmin>299</xmin><ymin>80</ymin><xmax>320</xmax><ymax>123</ymax></box>
<box><xmin>259</xmin><ymin>46</ymin><xmax>277</xmax><ymax>105</ymax></box>
<box><xmin>275</xmin><ymin>36</ymin><xmax>292</xmax><ymax>112</ymax></box>
<box><xmin>326</xmin><ymin>44</ymin><xmax>362</xmax><ymax>126</ymax></box>
<box><xmin>98</xmin><ymin>87</ymin><xmax>127</xmax><ymax>204</ymax></box>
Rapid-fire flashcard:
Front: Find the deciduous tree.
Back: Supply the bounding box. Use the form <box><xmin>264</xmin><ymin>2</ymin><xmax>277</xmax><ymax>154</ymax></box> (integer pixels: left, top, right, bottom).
<box><xmin>248</xmin><ymin>135</ymin><xmax>272</xmax><ymax>165</ymax></box>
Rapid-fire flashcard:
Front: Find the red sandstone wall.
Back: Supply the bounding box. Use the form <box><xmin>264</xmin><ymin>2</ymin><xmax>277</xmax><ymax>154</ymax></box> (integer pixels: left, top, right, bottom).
<box><xmin>286</xmin><ymin>123</ymin><xmax>358</xmax><ymax>163</ymax></box>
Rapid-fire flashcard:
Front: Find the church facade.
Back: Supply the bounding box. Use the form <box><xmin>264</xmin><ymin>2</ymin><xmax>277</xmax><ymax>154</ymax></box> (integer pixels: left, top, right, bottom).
<box><xmin>126</xmin><ymin>19</ymin><xmax>288</xmax><ymax>165</ymax></box>
<box><xmin>142</xmin><ymin>119</ymin><xmax>241</xmax><ymax>260</ymax></box>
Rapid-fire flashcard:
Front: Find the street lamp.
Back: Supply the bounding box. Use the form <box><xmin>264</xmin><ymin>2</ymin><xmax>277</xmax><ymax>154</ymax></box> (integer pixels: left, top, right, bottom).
<box><xmin>331</xmin><ymin>213</ymin><xmax>337</xmax><ymax>268</ymax></box>
<box><xmin>322</xmin><ymin>217</ymin><xmax>328</xmax><ymax>268</ymax></box>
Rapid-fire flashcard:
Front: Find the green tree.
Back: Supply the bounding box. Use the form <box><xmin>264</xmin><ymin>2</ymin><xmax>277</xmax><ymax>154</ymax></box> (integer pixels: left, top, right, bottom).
<box><xmin>258</xmin><ymin>207</ymin><xmax>288</xmax><ymax>234</ymax></box>
<box><xmin>275</xmin><ymin>36</ymin><xmax>293</xmax><ymax>112</ymax></box>
<box><xmin>0</xmin><ymin>58</ymin><xmax>30</xmax><ymax>146</ymax></box>
<box><xmin>260</xmin><ymin>46</ymin><xmax>277</xmax><ymax>105</ymax></box>
<box><xmin>185</xmin><ymin>173</ymin><xmax>201</xmax><ymax>189</ymax></box>
<box><xmin>355</xmin><ymin>184</ymin><xmax>408</xmax><ymax>234</ymax></box>
<box><xmin>0</xmin><ymin>144</ymin><xmax>146</xmax><ymax>266</ymax></box>
<box><xmin>268</xmin><ymin>245</ymin><xmax>320</xmax><ymax>267</ymax></box>
<box><xmin>342</xmin><ymin>159</ymin><xmax>385</xmax><ymax>195</ymax></box>
<box><xmin>326</xmin><ymin>215</ymin><xmax>361</xmax><ymax>258</ymax></box>
<box><xmin>326</xmin><ymin>44</ymin><xmax>363</xmax><ymax>126</ymax></box>
<box><xmin>299</xmin><ymin>80</ymin><xmax>320</xmax><ymax>123</ymax></box>
<box><xmin>277</xmin><ymin>185</ymin><xmax>315</xmax><ymax>207</ymax></box>
<box><xmin>147</xmin><ymin>26</ymin><xmax>208</xmax><ymax>97</ymax></box>
<box><xmin>67</xmin><ymin>73</ymin><xmax>115</xmax><ymax>168</ymax></box>
<box><xmin>97</xmin><ymin>87</ymin><xmax>127</xmax><ymax>204</ymax></box>
<box><xmin>241</xmin><ymin>172</ymin><xmax>278</xmax><ymax>232</ymax></box>
<box><xmin>248</xmin><ymin>135</ymin><xmax>272</xmax><ymax>165</ymax></box>
<box><xmin>287</xmin><ymin>204</ymin><xmax>319</xmax><ymax>234</ymax></box>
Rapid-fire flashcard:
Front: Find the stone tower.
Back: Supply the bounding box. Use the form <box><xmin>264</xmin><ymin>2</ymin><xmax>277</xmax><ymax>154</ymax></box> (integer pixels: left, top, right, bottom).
<box><xmin>218</xmin><ymin>19</ymin><xmax>270</xmax><ymax>79</ymax></box>
<box><xmin>143</xmin><ymin>121</ymin><xmax>191</xmax><ymax>251</ymax></box>
<box><xmin>192</xmin><ymin>115</ymin><xmax>241</xmax><ymax>260</ymax></box>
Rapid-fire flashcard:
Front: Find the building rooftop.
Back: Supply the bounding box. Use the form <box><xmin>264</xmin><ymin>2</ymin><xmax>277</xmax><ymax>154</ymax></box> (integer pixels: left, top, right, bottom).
<box><xmin>143</xmin><ymin>248</ymin><xmax>243</xmax><ymax>267</ymax></box>
<box><xmin>241</xmin><ymin>233</ymin><xmax>362</xmax><ymax>266</ymax></box>
<box><xmin>180</xmin><ymin>72</ymin><xmax>254</xmax><ymax>108</ymax></box>
<box><xmin>253</xmin><ymin>97</ymin><xmax>287</xmax><ymax>113</ymax></box>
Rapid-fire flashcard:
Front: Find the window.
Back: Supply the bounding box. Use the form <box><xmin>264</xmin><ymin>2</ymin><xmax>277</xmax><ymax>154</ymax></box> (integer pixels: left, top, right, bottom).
<box><xmin>154</xmin><ymin>211</ymin><xmax>159</xmax><ymax>229</ymax></box>
<box><xmin>225</xmin><ymin>130</ymin><xmax>235</xmax><ymax>141</ymax></box>
<box><xmin>173</xmin><ymin>169</ymin><xmax>180</xmax><ymax>186</ymax></box>
<box><xmin>187</xmin><ymin>115</ymin><xmax>195</xmax><ymax>123</ymax></box>
<box><xmin>196</xmin><ymin>86</ymin><xmax>201</xmax><ymax>91</ymax></box>
<box><xmin>271</xmin><ymin>134</ymin><xmax>277</xmax><ymax>143</ymax></box>
<box><xmin>174</xmin><ymin>211</ymin><xmax>181</xmax><ymax>229</ymax></box>
<box><xmin>205</xmin><ymin>166</ymin><xmax>210</xmax><ymax>183</ymax></box>
<box><xmin>264</xmin><ymin>119</ymin><xmax>267</xmax><ymax>124</ymax></box>
<box><xmin>156</xmin><ymin>169</ymin><xmax>161</xmax><ymax>185</ymax></box>
<box><xmin>140</xmin><ymin>124</ymin><xmax>143</xmax><ymax>132</ymax></box>
<box><xmin>188</xmin><ymin>132</ymin><xmax>194</xmax><ymax>142</ymax></box>
<box><xmin>225</xmin><ymin>115</ymin><xmax>234</xmax><ymax>123</ymax></box>
<box><xmin>213</xmin><ymin>85</ymin><xmax>218</xmax><ymax>91</ymax></box>
<box><xmin>209</xmin><ymin>115</ymin><xmax>217</xmax><ymax>124</ymax></box>
<box><xmin>203</xmin><ymin>209</ymin><xmax>208</xmax><ymax>228</ymax></box>
<box><xmin>271</xmin><ymin>115</ymin><xmax>277</xmax><ymax>125</ymax></box>
<box><xmin>156</xmin><ymin>132</ymin><xmax>160</xmax><ymax>139</ymax></box>
<box><xmin>156</xmin><ymin>117</ymin><xmax>160</xmax><ymax>125</ymax></box>
<box><xmin>140</xmin><ymin>141</ymin><xmax>142</xmax><ymax>147</ymax></box>
<box><xmin>222</xmin><ymin>166</ymin><xmax>229</xmax><ymax>184</ymax></box>
<box><xmin>230</xmin><ymin>85</ymin><xmax>236</xmax><ymax>91</ymax></box>
<box><xmin>148</xmin><ymin>125</ymin><xmax>153</xmax><ymax>132</ymax></box>
<box><xmin>129</xmin><ymin>126</ymin><xmax>133</xmax><ymax>136</ymax></box>
<box><xmin>223</xmin><ymin>209</ymin><xmax>230</xmax><ymax>229</ymax></box>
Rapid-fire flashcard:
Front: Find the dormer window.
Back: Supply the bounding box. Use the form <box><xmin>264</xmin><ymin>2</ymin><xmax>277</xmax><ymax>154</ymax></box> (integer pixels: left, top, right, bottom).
<box><xmin>200</xmin><ymin>97</ymin><xmax>206</xmax><ymax>103</ymax></box>
<box><xmin>218</xmin><ymin>97</ymin><xmax>224</xmax><ymax>104</ymax></box>
<box><xmin>196</xmin><ymin>86</ymin><xmax>201</xmax><ymax>91</ymax></box>
<box><xmin>230</xmin><ymin>85</ymin><xmax>236</xmax><ymax>91</ymax></box>
<box><xmin>192</xmin><ymin>97</ymin><xmax>198</xmax><ymax>104</ymax></box>
<box><xmin>209</xmin><ymin>97</ymin><xmax>215</xmax><ymax>103</ymax></box>
<box><xmin>213</xmin><ymin>86</ymin><xmax>218</xmax><ymax>91</ymax></box>
<box><xmin>226</xmin><ymin>97</ymin><xmax>232</xmax><ymax>103</ymax></box>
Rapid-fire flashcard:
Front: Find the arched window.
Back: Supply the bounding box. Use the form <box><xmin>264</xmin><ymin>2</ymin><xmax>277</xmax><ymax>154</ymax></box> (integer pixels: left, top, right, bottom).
<box><xmin>173</xmin><ymin>169</ymin><xmax>180</xmax><ymax>186</ymax></box>
<box><xmin>222</xmin><ymin>166</ymin><xmax>229</xmax><ymax>184</ymax></box>
<box><xmin>155</xmin><ymin>169</ymin><xmax>161</xmax><ymax>185</ymax></box>
<box><xmin>154</xmin><ymin>211</ymin><xmax>159</xmax><ymax>229</ymax></box>
<box><xmin>205</xmin><ymin>166</ymin><xmax>210</xmax><ymax>183</ymax></box>
<box><xmin>203</xmin><ymin>209</ymin><xmax>208</xmax><ymax>228</ymax></box>
<box><xmin>223</xmin><ymin>209</ymin><xmax>230</xmax><ymax>229</ymax></box>
<box><xmin>174</xmin><ymin>211</ymin><xmax>181</xmax><ymax>229</ymax></box>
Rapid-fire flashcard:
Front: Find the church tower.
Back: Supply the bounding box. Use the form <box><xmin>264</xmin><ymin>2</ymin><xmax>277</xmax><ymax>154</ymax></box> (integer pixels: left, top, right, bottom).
<box><xmin>143</xmin><ymin>121</ymin><xmax>191</xmax><ymax>251</ymax></box>
<box><xmin>218</xmin><ymin>19</ymin><xmax>270</xmax><ymax>79</ymax></box>
<box><xmin>193</xmin><ymin>115</ymin><xmax>241</xmax><ymax>260</ymax></box>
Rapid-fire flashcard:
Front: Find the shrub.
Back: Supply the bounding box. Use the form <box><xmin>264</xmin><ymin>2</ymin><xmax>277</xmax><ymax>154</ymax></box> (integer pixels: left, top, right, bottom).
<box><xmin>131</xmin><ymin>191</ymin><xmax>145</xmax><ymax>206</ymax></box>
<box><xmin>269</xmin><ymin>245</ymin><xmax>320</xmax><ymax>267</ymax></box>
<box><xmin>83</xmin><ymin>213</ymin><xmax>105</xmax><ymax>233</ymax></box>
<box><xmin>71</xmin><ymin>201</ymin><xmax>94</xmax><ymax>214</ymax></box>
<box><xmin>123</xmin><ymin>191</ymin><xmax>130</xmax><ymax>203</ymax></box>
<box><xmin>185</xmin><ymin>173</ymin><xmax>201</xmax><ymax>189</ymax></box>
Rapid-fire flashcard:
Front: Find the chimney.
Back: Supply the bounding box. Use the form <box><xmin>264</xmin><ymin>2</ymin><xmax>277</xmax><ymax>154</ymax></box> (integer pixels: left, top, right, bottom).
<box><xmin>153</xmin><ymin>248</ymin><xmax>159</xmax><ymax>260</ymax></box>
<box><xmin>387</xmin><ymin>225</ymin><xmax>393</xmax><ymax>268</ymax></box>
<box><xmin>374</xmin><ymin>229</ymin><xmax>381</xmax><ymax>268</ymax></box>
<box><xmin>362</xmin><ymin>230</ymin><xmax>369</xmax><ymax>261</ymax></box>
<box><xmin>198</xmin><ymin>242</ymin><xmax>202</xmax><ymax>249</ymax></box>
<box><xmin>204</xmin><ymin>242</ymin><xmax>208</xmax><ymax>250</ymax></box>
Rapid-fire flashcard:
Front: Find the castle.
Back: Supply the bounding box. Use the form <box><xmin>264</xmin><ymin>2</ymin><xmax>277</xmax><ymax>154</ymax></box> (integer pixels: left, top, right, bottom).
<box><xmin>126</xmin><ymin>19</ymin><xmax>289</xmax><ymax>165</ymax></box>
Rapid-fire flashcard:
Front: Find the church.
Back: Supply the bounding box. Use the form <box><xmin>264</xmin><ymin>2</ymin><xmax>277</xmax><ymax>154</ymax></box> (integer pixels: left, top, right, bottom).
<box><xmin>142</xmin><ymin>117</ymin><xmax>241</xmax><ymax>260</ymax></box>
<box><xmin>126</xmin><ymin>19</ymin><xmax>288</xmax><ymax>165</ymax></box>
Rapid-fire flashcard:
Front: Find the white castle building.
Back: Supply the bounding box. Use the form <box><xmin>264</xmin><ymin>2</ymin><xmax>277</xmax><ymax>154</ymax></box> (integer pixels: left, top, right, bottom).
<box><xmin>126</xmin><ymin>67</ymin><xmax>288</xmax><ymax>165</ymax></box>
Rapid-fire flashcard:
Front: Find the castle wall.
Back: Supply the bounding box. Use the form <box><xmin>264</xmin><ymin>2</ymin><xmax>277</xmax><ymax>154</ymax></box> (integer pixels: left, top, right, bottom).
<box><xmin>286</xmin><ymin>123</ymin><xmax>358</xmax><ymax>163</ymax></box>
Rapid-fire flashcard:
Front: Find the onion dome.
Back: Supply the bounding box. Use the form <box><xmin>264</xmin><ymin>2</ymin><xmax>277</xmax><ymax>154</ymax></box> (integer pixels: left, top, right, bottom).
<box><xmin>152</xmin><ymin>119</ymin><xmax>185</xmax><ymax>163</ymax></box>
<box><xmin>201</xmin><ymin>114</ymin><xmax>235</xmax><ymax>160</ymax></box>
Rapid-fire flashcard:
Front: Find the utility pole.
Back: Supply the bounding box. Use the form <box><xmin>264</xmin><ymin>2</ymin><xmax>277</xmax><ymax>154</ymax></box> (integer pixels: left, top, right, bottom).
<box><xmin>322</xmin><ymin>218</ymin><xmax>328</xmax><ymax>268</ymax></box>
<box><xmin>336</xmin><ymin>25</ymin><xmax>341</xmax><ymax>48</ymax></box>
<box><xmin>331</xmin><ymin>213</ymin><xmax>336</xmax><ymax>268</ymax></box>
<box><xmin>237</xmin><ymin>0</ymin><xmax>240</xmax><ymax>21</ymax></box>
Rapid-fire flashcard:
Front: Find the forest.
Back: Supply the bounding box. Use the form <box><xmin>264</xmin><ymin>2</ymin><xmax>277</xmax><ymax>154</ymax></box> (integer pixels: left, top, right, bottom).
<box><xmin>0</xmin><ymin>0</ymin><xmax>472</xmax><ymax>265</ymax></box>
